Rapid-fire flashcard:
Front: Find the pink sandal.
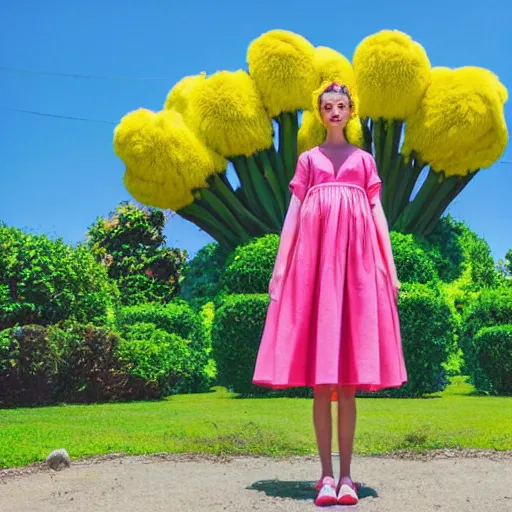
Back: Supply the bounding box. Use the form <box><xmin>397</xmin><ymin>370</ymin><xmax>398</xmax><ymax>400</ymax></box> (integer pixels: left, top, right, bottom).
<box><xmin>314</xmin><ymin>476</ymin><xmax>338</xmax><ymax>507</ymax></box>
<box><xmin>337</xmin><ymin>479</ymin><xmax>359</xmax><ymax>506</ymax></box>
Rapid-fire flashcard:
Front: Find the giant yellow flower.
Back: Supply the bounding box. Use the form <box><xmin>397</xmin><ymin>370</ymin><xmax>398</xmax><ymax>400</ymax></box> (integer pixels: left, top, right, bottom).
<box><xmin>247</xmin><ymin>29</ymin><xmax>319</xmax><ymax>117</ymax></box>
<box><xmin>113</xmin><ymin>108</ymin><xmax>218</xmax><ymax>210</ymax></box>
<box><xmin>315</xmin><ymin>46</ymin><xmax>355</xmax><ymax>90</ymax></box>
<box><xmin>298</xmin><ymin>111</ymin><xmax>325</xmax><ymax>155</ymax></box>
<box><xmin>353</xmin><ymin>30</ymin><xmax>431</xmax><ymax>120</ymax></box>
<box><xmin>402</xmin><ymin>66</ymin><xmax>508</xmax><ymax>176</ymax></box>
<box><xmin>187</xmin><ymin>69</ymin><xmax>273</xmax><ymax>158</ymax></box>
<box><xmin>163</xmin><ymin>72</ymin><xmax>206</xmax><ymax>119</ymax></box>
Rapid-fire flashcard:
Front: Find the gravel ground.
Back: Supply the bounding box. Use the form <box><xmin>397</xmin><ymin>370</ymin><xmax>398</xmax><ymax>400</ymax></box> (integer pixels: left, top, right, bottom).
<box><xmin>2</xmin><ymin>450</ymin><xmax>512</xmax><ymax>512</ymax></box>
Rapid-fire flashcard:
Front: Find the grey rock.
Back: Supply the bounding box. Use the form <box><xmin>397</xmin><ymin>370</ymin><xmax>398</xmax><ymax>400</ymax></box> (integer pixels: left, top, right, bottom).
<box><xmin>45</xmin><ymin>449</ymin><xmax>71</xmax><ymax>470</ymax></box>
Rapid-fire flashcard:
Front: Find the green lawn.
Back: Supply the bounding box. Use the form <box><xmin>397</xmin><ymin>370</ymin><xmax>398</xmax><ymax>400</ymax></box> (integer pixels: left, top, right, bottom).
<box><xmin>1</xmin><ymin>377</ymin><xmax>511</xmax><ymax>469</ymax></box>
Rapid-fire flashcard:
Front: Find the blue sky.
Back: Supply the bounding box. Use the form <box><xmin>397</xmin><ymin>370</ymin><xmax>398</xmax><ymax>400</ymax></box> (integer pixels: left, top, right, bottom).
<box><xmin>1</xmin><ymin>0</ymin><xmax>510</xmax><ymax>260</ymax></box>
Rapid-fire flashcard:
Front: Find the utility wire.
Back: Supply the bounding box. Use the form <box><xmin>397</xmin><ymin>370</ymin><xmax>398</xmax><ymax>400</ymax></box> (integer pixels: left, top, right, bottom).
<box><xmin>0</xmin><ymin>66</ymin><xmax>171</xmax><ymax>81</ymax></box>
<box><xmin>3</xmin><ymin>107</ymin><xmax>116</xmax><ymax>125</ymax></box>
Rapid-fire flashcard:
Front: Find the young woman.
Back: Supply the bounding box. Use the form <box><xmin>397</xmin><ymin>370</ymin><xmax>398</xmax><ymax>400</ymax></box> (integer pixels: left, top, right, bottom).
<box><xmin>253</xmin><ymin>82</ymin><xmax>407</xmax><ymax>506</ymax></box>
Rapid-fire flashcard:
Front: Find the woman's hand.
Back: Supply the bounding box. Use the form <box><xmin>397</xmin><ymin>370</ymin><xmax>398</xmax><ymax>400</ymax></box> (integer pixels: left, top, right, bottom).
<box><xmin>393</xmin><ymin>278</ymin><xmax>401</xmax><ymax>300</ymax></box>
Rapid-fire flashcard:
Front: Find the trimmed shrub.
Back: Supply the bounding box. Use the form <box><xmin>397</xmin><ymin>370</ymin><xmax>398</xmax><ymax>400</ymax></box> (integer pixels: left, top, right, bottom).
<box><xmin>212</xmin><ymin>294</ymin><xmax>310</xmax><ymax>397</ymax></box>
<box><xmin>116</xmin><ymin>322</ymin><xmax>194</xmax><ymax>396</ymax></box>
<box><xmin>460</xmin><ymin>286</ymin><xmax>512</xmax><ymax>391</ymax></box>
<box><xmin>222</xmin><ymin>235</ymin><xmax>279</xmax><ymax>294</ymax></box>
<box><xmin>116</xmin><ymin>301</ymin><xmax>213</xmax><ymax>392</ymax></box>
<box><xmin>0</xmin><ymin>224</ymin><xmax>118</xmax><ymax>330</ymax></box>
<box><xmin>426</xmin><ymin>216</ymin><xmax>498</xmax><ymax>287</ymax></box>
<box><xmin>390</xmin><ymin>232</ymin><xmax>438</xmax><ymax>284</ymax></box>
<box><xmin>117</xmin><ymin>301</ymin><xmax>199</xmax><ymax>340</ymax></box>
<box><xmin>475</xmin><ymin>325</ymin><xmax>512</xmax><ymax>395</ymax></box>
<box><xmin>0</xmin><ymin>325</ymin><xmax>58</xmax><ymax>406</ymax></box>
<box><xmin>180</xmin><ymin>243</ymin><xmax>230</xmax><ymax>308</ymax></box>
<box><xmin>50</xmin><ymin>323</ymin><xmax>138</xmax><ymax>403</ymax></box>
<box><xmin>0</xmin><ymin>323</ymin><xmax>148</xmax><ymax>407</ymax></box>
<box><xmin>213</xmin><ymin>285</ymin><xmax>455</xmax><ymax>398</ymax></box>
<box><xmin>367</xmin><ymin>283</ymin><xmax>455</xmax><ymax>397</ymax></box>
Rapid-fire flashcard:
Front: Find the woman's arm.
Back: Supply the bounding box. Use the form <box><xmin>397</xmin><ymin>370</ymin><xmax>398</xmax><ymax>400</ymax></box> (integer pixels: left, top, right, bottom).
<box><xmin>372</xmin><ymin>198</ymin><xmax>400</xmax><ymax>297</ymax></box>
<box><xmin>269</xmin><ymin>195</ymin><xmax>301</xmax><ymax>301</ymax></box>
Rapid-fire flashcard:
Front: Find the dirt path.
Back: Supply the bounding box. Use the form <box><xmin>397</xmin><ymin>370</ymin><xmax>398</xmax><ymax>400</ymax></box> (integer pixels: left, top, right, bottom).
<box><xmin>2</xmin><ymin>451</ymin><xmax>512</xmax><ymax>511</ymax></box>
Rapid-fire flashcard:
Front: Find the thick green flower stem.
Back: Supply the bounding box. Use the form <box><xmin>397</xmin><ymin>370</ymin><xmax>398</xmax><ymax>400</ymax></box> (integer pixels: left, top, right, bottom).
<box><xmin>378</xmin><ymin>120</ymin><xmax>404</xmax><ymax>218</ymax></box>
<box><xmin>391</xmin><ymin>157</ymin><xmax>426</xmax><ymax>226</ymax></box>
<box><xmin>208</xmin><ymin>174</ymin><xmax>274</xmax><ymax>236</ymax></box>
<box><xmin>254</xmin><ymin>151</ymin><xmax>286</xmax><ymax>221</ymax></box>
<box><xmin>392</xmin><ymin>167</ymin><xmax>474</xmax><ymax>236</ymax></box>
<box><xmin>178</xmin><ymin>203</ymin><xmax>238</xmax><ymax>249</ymax></box>
<box><xmin>361</xmin><ymin>118</ymin><xmax>373</xmax><ymax>154</ymax></box>
<box><xmin>393</xmin><ymin>168</ymin><xmax>440</xmax><ymax>233</ymax></box>
<box><xmin>372</xmin><ymin>118</ymin><xmax>385</xmax><ymax>170</ymax></box>
<box><xmin>230</xmin><ymin>156</ymin><xmax>268</xmax><ymax>220</ymax></box>
<box><xmin>246</xmin><ymin>155</ymin><xmax>282</xmax><ymax>230</ymax></box>
<box><xmin>419</xmin><ymin>172</ymin><xmax>478</xmax><ymax>236</ymax></box>
<box><xmin>277</xmin><ymin>112</ymin><xmax>299</xmax><ymax>184</ymax></box>
<box><xmin>197</xmin><ymin>188</ymin><xmax>252</xmax><ymax>245</ymax></box>
<box><xmin>267</xmin><ymin>145</ymin><xmax>290</xmax><ymax>204</ymax></box>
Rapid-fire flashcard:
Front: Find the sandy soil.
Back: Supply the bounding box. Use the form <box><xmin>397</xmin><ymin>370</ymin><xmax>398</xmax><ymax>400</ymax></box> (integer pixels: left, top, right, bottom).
<box><xmin>2</xmin><ymin>450</ymin><xmax>512</xmax><ymax>511</ymax></box>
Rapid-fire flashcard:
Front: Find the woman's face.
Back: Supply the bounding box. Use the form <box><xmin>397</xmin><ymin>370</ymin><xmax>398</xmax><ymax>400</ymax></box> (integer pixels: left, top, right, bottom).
<box><xmin>319</xmin><ymin>92</ymin><xmax>352</xmax><ymax>129</ymax></box>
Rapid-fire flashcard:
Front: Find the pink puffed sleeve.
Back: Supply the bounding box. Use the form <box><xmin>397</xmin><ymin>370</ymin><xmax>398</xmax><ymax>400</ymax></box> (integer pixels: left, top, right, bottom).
<box><xmin>288</xmin><ymin>152</ymin><xmax>310</xmax><ymax>201</ymax></box>
<box><xmin>365</xmin><ymin>153</ymin><xmax>382</xmax><ymax>207</ymax></box>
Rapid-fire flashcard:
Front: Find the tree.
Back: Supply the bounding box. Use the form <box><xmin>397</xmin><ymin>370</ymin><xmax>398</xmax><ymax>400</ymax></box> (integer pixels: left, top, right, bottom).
<box><xmin>86</xmin><ymin>202</ymin><xmax>187</xmax><ymax>306</ymax></box>
<box><xmin>113</xmin><ymin>29</ymin><xmax>508</xmax><ymax>249</ymax></box>
<box><xmin>497</xmin><ymin>249</ymin><xmax>512</xmax><ymax>278</ymax></box>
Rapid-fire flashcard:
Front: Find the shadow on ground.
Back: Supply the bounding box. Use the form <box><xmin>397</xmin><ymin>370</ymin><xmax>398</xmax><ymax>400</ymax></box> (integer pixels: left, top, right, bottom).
<box><xmin>248</xmin><ymin>479</ymin><xmax>378</xmax><ymax>501</ymax></box>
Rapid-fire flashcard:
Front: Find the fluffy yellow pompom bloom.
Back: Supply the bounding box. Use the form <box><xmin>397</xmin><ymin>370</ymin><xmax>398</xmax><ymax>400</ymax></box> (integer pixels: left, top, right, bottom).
<box><xmin>315</xmin><ymin>46</ymin><xmax>355</xmax><ymax>90</ymax></box>
<box><xmin>297</xmin><ymin>111</ymin><xmax>364</xmax><ymax>155</ymax></box>
<box><xmin>247</xmin><ymin>29</ymin><xmax>319</xmax><ymax>117</ymax></box>
<box><xmin>345</xmin><ymin>117</ymin><xmax>365</xmax><ymax>148</ymax></box>
<box><xmin>353</xmin><ymin>30</ymin><xmax>431</xmax><ymax>120</ymax></box>
<box><xmin>113</xmin><ymin>108</ymin><xmax>218</xmax><ymax>210</ymax></box>
<box><xmin>187</xmin><ymin>69</ymin><xmax>273</xmax><ymax>158</ymax></box>
<box><xmin>164</xmin><ymin>72</ymin><xmax>206</xmax><ymax>117</ymax></box>
<box><xmin>402</xmin><ymin>66</ymin><xmax>509</xmax><ymax>176</ymax></box>
<box><xmin>298</xmin><ymin>111</ymin><xmax>325</xmax><ymax>154</ymax></box>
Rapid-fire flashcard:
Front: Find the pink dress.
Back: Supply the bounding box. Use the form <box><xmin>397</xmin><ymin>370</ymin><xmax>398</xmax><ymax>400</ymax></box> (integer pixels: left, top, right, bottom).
<box><xmin>252</xmin><ymin>145</ymin><xmax>407</xmax><ymax>398</ymax></box>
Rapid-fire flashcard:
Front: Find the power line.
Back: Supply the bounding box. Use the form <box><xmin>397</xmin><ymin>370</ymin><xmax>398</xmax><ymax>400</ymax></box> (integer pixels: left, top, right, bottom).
<box><xmin>0</xmin><ymin>66</ymin><xmax>172</xmax><ymax>82</ymax></box>
<box><xmin>3</xmin><ymin>107</ymin><xmax>116</xmax><ymax>125</ymax></box>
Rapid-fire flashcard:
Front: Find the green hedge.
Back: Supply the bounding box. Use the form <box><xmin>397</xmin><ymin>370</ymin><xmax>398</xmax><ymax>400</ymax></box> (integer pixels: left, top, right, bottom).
<box><xmin>475</xmin><ymin>325</ymin><xmax>512</xmax><ymax>395</ymax></box>
<box><xmin>212</xmin><ymin>285</ymin><xmax>454</xmax><ymax>398</ymax></box>
<box><xmin>386</xmin><ymin>283</ymin><xmax>455</xmax><ymax>396</ymax></box>
<box><xmin>460</xmin><ymin>287</ymin><xmax>512</xmax><ymax>391</ymax></box>
<box><xmin>116</xmin><ymin>322</ymin><xmax>194</xmax><ymax>396</ymax></box>
<box><xmin>212</xmin><ymin>294</ymin><xmax>310</xmax><ymax>397</ymax></box>
<box><xmin>426</xmin><ymin>216</ymin><xmax>498</xmax><ymax>287</ymax></box>
<box><xmin>0</xmin><ymin>325</ymin><xmax>57</xmax><ymax>406</ymax></box>
<box><xmin>0</xmin><ymin>224</ymin><xmax>118</xmax><ymax>330</ymax></box>
<box><xmin>179</xmin><ymin>243</ymin><xmax>230</xmax><ymax>308</ymax></box>
<box><xmin>0</xmin><ymin>317</ymin><xmax>212</xmax><ymax>407</ymax></box>
<box><xmin>222</xmin><ymin>235</ymin><xmax>279</xmax><ymax>294</ymax></box>
<box><xmin>390</xmin><ymin>232</ymin><xmax>438</xmax><ymax>284</ymax></box>
<box><xmin>116</xmin><ymin>301</ymin><xmax>214</xmax><ymax>392</ymax></box>
<box><xmin>0</xmin><ymin>324</ymin><xmax>150</xmax><ymax>407</ymax></box>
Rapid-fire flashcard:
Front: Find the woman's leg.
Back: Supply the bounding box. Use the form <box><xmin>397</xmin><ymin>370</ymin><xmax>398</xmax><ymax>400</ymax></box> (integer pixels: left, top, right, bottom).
<box><xmin>337</xmin><ymin>386</ymin><xmax>357</xmax><ymax>481</ymax></box>
<box><xmin>313</xmin><ymin>386</ymin><xmax>334</xmax><ymax>478</ymax></box>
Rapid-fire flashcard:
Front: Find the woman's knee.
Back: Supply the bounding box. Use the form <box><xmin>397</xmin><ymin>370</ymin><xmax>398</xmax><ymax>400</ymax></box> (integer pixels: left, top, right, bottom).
<box><xmin>337</xmin><ymin>386</ymin><xmax>356</xmax><ymax>400</ymax></box>
<box><xmin>314</xmin><ymin>385</ymin><xmax>333</xmax><ymax>400</ymax></box>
